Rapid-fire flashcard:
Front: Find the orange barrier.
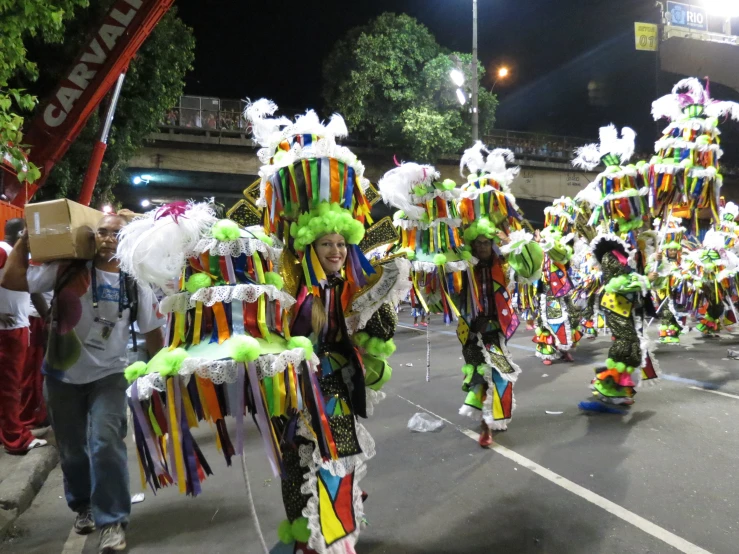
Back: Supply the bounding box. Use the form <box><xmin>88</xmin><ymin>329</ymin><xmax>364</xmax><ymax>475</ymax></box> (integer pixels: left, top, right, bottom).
<box><xmin>0</xmin><ymin>200</ymin><xmax>24</xmax><ymax>241</ymax></box>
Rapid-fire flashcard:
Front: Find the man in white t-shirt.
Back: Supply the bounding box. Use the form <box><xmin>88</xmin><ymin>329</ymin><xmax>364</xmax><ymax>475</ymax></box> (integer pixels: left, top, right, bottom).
<box><xmin>0</xmin><ymin>218</ymin><xmax>47</xmax><ymax>454</ymax></box>
<box><xmin>2</xmin><ymin>214</ymin><xmax>165</xmax><ymax>554</ymax></box>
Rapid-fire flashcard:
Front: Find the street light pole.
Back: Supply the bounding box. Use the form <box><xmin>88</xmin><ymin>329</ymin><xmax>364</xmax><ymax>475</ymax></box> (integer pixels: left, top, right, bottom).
<box><xmin>471</xmin><ymin>0</ymin><xmax>479</xmax><ymax>142</ymax></box>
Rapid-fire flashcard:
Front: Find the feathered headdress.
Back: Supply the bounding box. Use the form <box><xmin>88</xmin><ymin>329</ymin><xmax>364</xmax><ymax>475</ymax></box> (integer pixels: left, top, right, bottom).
<box><xmin>652</xmin><ymin>77</ymin><xmax>739</xmax><ymax>122</ymax></box>
<box><xmin>457</xmin><ymin>142</ymin><xmax>523</xmax><ymax>233</ymax></box>
<box><xmin>117</xmin><ymin>202</ymin><xmax>217</xmax><ymax>293</ymax></box>
<box><xmin>572</xmin><ymin>124</ymin><xmax>636</xmax><ymax>170</ymax></box>
<box><xmin>245</xmin><ymin>99</ymin><xmax>375</xmax><ymax>296</ymax></box>
<box><xmin>378</xmin><ymin>162</ymin><xmax>438</xmax><ymax>220</ymax></box>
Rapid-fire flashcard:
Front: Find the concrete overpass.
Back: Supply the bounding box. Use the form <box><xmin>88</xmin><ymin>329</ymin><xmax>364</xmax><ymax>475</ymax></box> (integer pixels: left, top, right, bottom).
<box><xmin>119</xmin><ymin>129</ymin><xmax>598</xmax><ymax>226</ymax></box>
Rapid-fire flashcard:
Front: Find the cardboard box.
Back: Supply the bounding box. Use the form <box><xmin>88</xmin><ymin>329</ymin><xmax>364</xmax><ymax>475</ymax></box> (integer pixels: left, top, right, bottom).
<box><xmin>25</xmin><ymin>199</ymin><xmax>104</xmax><ymax>262</ymax></box>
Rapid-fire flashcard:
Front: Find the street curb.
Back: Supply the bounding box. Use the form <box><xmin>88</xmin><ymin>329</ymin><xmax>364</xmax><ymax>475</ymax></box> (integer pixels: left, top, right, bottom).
<box><xmin>0</xmin><ymin>445</ymin><xmax>59</xmax><ymax>537</ymax></box>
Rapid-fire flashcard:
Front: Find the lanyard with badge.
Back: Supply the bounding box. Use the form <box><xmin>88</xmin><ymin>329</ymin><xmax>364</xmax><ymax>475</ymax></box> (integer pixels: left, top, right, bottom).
<box><xmin>85</xmin><ymin>267</ymin><xmax>127</xmax><ymax>351</ymax></box>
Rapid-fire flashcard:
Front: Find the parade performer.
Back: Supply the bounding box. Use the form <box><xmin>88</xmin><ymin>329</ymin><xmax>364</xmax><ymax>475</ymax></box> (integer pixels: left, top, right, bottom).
<box><xmin>647</xmin><ymin>78</ymin><xmax>739</xmax><ymax>232</ymax></box>
<box><xmin>380</xmin><ymin>144</ymin><xmax>542</xmax><ymax>444</ymax></box>
<box><xmin>649</xmin><ymin>218</ymin><xmax>687</xmax><ymax>344</ymax></box>
<box><xmin>587</xmin><ymin>234</ymin><xmax>659</xmax><ymax>406</ymax></box>
<box><xmin>681</xmin><ymin>228</ymin><xmax>738</xmax><ymax>338</ymax></box>
<box><xmin>119</xmin><ymin>100</ymin><xmax>410</xmax><ymax>554</ymax></box>
<box><xmin>532</xmin><ymin>197</ymin><xmax>583</xmax><ymax>365</ymax></box>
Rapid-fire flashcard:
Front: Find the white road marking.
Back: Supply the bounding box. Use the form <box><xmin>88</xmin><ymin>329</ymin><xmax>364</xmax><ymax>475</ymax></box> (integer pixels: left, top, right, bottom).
<box><xmin>396</xmin><ymin>393</ymin><xmax>713</xmax><ymax>554</ymax></box>
<box><xmin>689</xmin><ymin>386</ymin><xmax>739</xmax><ymax>401</ymax></box>
<box><xmin>61</xmin><ymin>526</ymin><xmax>87</xmax><ymax>554</ymax></box>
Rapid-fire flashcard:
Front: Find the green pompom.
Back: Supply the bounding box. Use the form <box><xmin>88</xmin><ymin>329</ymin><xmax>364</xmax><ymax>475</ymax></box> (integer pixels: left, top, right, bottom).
<box><xmin>148</xmin><ymin>348</ymin><xmax>190</xmax><ymax>377</ymax></box>
<box><xmin>124</xmin><ymin>361</ymin><xmax>147</xmax><ymax>383</ymax></box>
<box><xmin>461</xmin><ymin>364</ymin><xmax>475</xmax><ymax>378</ymax></box>
<box><xmin>353</xmin><ymin>332</ymin><xmax>370</xmax><ymax>347</ymax></box>
<box><xmin>439</xmin><ymin>178</ymin><xmax>456</xmax><ymax>191</ymax></box>
<box><xmin>230</xmin><ymin>335</ymin><xmax>261</xmax><ymax>363</ymax></box>
<box><xmin>212</xmin><ymin>219</ymin><xmax>241</xmax><ymax>241</ymax></box>
<box><xmin>463</xmin><ymin>217</ymin><xmax>498</xmax><ymax>243</ymax></box>
<box><xmin>433</xmin><ymin>253</ymin><xmax>447</xmax><ymax>266</ymax></box>
<box><xmin>287</xmin><ymin>336</ymin><xmax>314</xmax><ymax>359</ymax></box>
<box><xmin>186</xmin><ymin>273</ymin><xmax>212</xmax><ymax>294</ymax></box>
<box><xmin>606</xmin><ymin>358</ymin><xmax>616</xmax><ymax>369</ymax></box>
<box><xmin>626</xmin><ymin>365</ymin><xmax>636</xmax><ymax>374</ymax></box>
<box><xmin>291</xmin><ymin>202</ymin><xmax>365</xmax><ymax>251</ymax></box>
<box><xmin>363</xmin><ymin>336</ymin><xmax>396</xmax><ymax>359</ymax></box>
<box><xmin>460</xmin><ymin>250</ymin><xmax>472</xmax><ymax>261</ymax></box>
<box><xmin>277</xmin><ymin>520</ymin><xmax>294</xmax><ymax>544</ymax></box>
<box><xmin>264</xmin><ymin>272</ymin><xmax>284</xmax><ymax>290</ymax></box>
<box><xmin>291</xmin><ymin>517</ymin><xmax>311</xmax><ymax>543</ymax></box>
<box><xmin>615</xmin><ymin>362</ymin><xmax>626</xmax><ymax>373</ymax></box>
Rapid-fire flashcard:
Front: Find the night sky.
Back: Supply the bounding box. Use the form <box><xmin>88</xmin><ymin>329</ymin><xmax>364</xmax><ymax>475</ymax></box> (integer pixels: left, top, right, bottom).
<box><xmin>175</xmin><ymin>0</ymin><xmax>739</xmax><ymax>151</ymax></box>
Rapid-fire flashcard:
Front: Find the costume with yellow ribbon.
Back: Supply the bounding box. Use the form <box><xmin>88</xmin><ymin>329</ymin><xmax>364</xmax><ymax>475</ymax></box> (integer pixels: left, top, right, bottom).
<box><xmin>248</xmin><ymin>100</ymin><xmax>410</xmax><ymax>554</ymax></box>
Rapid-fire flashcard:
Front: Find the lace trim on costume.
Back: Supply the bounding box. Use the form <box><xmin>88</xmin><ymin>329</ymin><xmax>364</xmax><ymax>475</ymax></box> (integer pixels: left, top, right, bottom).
<box><xmin>188</xmin><ymin>236</ymin><xmax>282</xmax><ymax>262</ymax></box>
<box><xmin>160</xmin><ymin>284</ymin><xmax>296</xmax><ymax>314</ymax></box>
<box><xmin>345</xmin><ymin>258</ymin><xmax>411</xmax><ymax>334</ymax></box>
<box><xmin>126</xmin><ymin>352</ymin><xmax>320</xmax><ymax>400</ymax></box>
<box><xmin>365</xmin><ymin>389</ymin><xmax>386</xmax><ymax>417</ymax></box>
<box><xmin>654</xmin><ymin>137</ymin><xmax>722</xmax><ymax>155</ymax></box>
<box><xmin>540</xmin><ymin>293</ymin><xmax>575</xmax><ymax>352</ymax></box>
<box><xmin>411</xmin><ymin>260</ymin><xmax>469</xmax><ymax>274</ymax></box>
<box><xmin>480</xmin><ymin>362</ymin><xmax>518</xmax><ymax>430</ymax></box>
<box><xmin>392</xmin><ymin>217</ymin><xmax>462</xmax><ymax>231</ymax></box>
<box><xmin>410</xmin><ymin>188</ymin><xmax>460</xmax><ymax>203</ymax></box>
<box><xmin>296</xmin><ymin>416</ymin><xmax>369</xmax><ymax>554</ymax></box>
<box><xmin>476</xmin><ymin>331</ymin><xmax>522</xmax><ymax>383</ymax></box>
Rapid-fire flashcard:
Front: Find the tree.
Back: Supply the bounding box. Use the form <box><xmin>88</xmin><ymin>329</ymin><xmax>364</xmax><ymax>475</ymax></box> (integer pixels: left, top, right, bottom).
<box><xmin>0</xmin><ymin>0</ymin><xmax>89</xmax><ymax>185</ymax></box>
<box><xmin>24</xmin><ymin>2</ymin><xmax>195</xmax><ymax>204</ymax></box>
<box><xmin>322</xmin><ymin>12</ymin><xmax>498</xmax><ymax>162</ymax></box>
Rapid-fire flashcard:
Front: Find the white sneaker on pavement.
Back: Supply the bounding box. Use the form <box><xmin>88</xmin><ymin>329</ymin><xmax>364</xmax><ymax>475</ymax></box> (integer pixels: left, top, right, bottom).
<box><xmin>99</xmin><ymin>523</ymin><xmax>126</xmax><ymax>552</ymax></box>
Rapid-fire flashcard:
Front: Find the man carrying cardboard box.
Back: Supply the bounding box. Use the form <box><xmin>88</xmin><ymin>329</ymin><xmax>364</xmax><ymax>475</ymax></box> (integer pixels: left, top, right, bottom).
<box><xmin>2</xmin><ymin>213</ymin><xmax>165</xmax><ymax>554</ymax></box>
<box><xmin>0</xmin><ymin>218</ymin><xmax>48</xmax><ymax>454</ymax></box>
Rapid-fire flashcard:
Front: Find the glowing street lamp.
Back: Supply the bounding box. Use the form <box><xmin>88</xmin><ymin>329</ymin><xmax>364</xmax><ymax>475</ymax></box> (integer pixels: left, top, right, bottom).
<box><xmin>456</xmin><ymin>88</ymin><xmax>467</xmax><ymax>105</ymax></box>
<box><xmin>450</xmin><ymin>68</ymin><xmax>465</xmax><ymax>87</ymax></box>
<box><xmin>702</xmin><ymin>0</ymin><xmax>739</xmax><ymax>17</ymax></box>
<box><xmin>102</xmin><ymin>205</ymin><xmax>113</xmax><ymax>214</ymax></box>
<box><xmin>140</xmin><ymin>199</ymin><xmax>151</xmax><ymax>208</ymax></box>
<box><xmin>491</xmin><ymin>66</ymin><xmax>510</xmax><ymax>92</ymax></box>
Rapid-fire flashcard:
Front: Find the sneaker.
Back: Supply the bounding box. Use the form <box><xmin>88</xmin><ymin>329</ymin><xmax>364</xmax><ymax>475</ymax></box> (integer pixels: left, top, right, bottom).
<box><xmin>74</xmin><ymin>508</ymin><xmax>95</xmax><ymax>535</ymax></box>
<box><xmin>99</xmin><ymin>523</ymin><xmax>126</xmax><ymax>553</ymax></box>
<box><xmin>543</xmin><ymin>359</ymin><xmax>552</xmax><ymax>366</ymax></box>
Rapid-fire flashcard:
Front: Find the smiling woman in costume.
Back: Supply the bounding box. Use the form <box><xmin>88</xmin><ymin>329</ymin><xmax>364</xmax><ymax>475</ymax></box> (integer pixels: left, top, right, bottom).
<box><xmin>247</xmin><ymin>100</ymin><xmax>410</xmax><ymax>554</ymax></box>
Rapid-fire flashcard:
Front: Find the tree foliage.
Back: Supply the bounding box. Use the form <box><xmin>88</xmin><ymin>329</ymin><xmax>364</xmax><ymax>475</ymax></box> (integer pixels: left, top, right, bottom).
<box><xmin>322</xmin><ymin>12</ymin><xmax>498</xmax><ymax>162</ymax></box>
<box><xmin>0</xmin><ymin>0</ymin><xmax>89</xmax><ymax>185</ymax></box>
<box><xmin>31</xmin><ymin>3</ymin><xmax>195</xmax><ymax>204</ymax></box>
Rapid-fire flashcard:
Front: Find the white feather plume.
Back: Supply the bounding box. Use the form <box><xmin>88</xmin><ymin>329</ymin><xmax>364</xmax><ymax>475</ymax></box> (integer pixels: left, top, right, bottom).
<box><xmin>572</xmin><ymin>143</ymin><xmax>602</xmax><ymax>170</ymax></box>
<box><xmin>378</xmin><ymin>162</ymin><xmax>438</xmax><ymax>220</ymax></box>
<box><xmin>651</xmin><ymin>93</ymin><xmax>682</xmax><ymax>122</ymax></box>
<box><xmin>244</xmin><ymin>98</ymin><xmax>291</xmax><ymax>147</ymax></box>
<box><xmin>702</xmin><ymin>228</ymin><xmax>729</xmax><ymax>251</ymax></box>
<box><xmin>672</xmin><ymin>77</ymin><xmax>707</xmax><ymax>101</ymax></box>
<box><xmin>721</xmin><ymin>201</ymin><xmax>739</xmax><ymax>219</ymax></box>
<box><xmin>325</xmin><ymin>113</ymin><xmax>349</xmax><ymax>138</ymax></box>
<box><xmin>459</xmin><ymin>141</ymin><xmax>488</xmax><ymax>177</ymax></box>
<box><xmin>117</xmin><ymin>202</ymin><xmax>217</xmax><ymax>291</ymax></box>
<box><xmin>706</xmin><ymin>101</ymin><xmax>739</xmax><ymax>122</ymax></box>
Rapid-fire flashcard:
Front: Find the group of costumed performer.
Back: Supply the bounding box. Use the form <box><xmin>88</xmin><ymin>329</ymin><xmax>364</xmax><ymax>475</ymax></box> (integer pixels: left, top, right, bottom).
<box><xmin>117</xmin><ymin>100</ymin><xmax>411</xmax><ymax>554</ymax></box>
<box><xmin>532</xmin><ymin>197</ymin><xmax>584</xmax><ymax>364</ymax></box>
<box><xmin>572</xmin><ymin>124</ymin><xmax>660</xmax><ymax>407</ymax></box>
<box><xmin>378</xmin><ymin>143</ymin><xmax>543</xmax><ymax>446</ymax></box>
<box><xmin>645</xmin><ymin>78</ymin><xmax>739</xmax><ymax>339</ymax></box>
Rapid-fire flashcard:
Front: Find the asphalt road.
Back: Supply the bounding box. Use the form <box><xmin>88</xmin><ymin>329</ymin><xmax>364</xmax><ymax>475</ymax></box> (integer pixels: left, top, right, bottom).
<box><xmin>4</xmin><ymin>313</ymin><xmax>739</xmax><ymax>554</ymax></box>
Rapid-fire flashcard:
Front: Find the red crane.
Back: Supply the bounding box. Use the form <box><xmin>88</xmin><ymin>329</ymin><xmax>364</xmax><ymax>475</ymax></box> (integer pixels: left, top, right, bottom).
<box><xmin>1</xmin><ymin>0</ymin><xmax>175</xmax><ymax>210</ymax></box>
